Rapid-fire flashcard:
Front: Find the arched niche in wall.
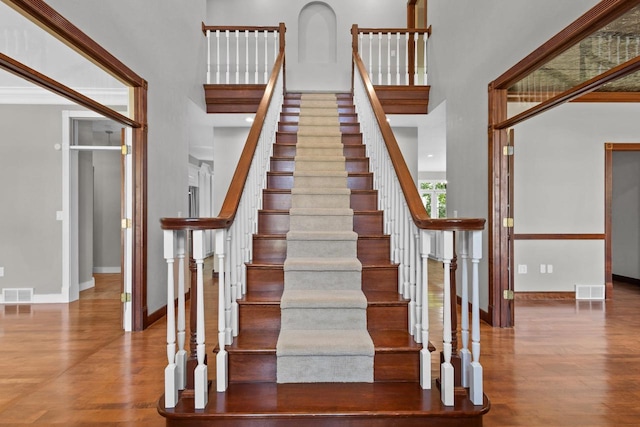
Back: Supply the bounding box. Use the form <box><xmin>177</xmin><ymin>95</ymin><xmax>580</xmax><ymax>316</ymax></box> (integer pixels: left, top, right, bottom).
<box><xmin>298</xmin><ymin>2</ymin><xmax>337</xmax><ymax>64</ymax></box>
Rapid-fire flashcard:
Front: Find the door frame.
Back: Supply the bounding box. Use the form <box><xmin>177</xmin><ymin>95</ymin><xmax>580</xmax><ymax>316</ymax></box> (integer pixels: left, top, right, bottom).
<box><xmin>1</xmin><ymin>0</ymin><xmax>148</xmax><ymax>330</ymax></box>
<box><xmin>62</xmin><ymin>112</ymin><xmax>134</xmax><ymax>331</ymax></box>
<box><xmin>604</xmin><ymin>143</ymin><xmax>640</xmax><ymax>297</ymax></box>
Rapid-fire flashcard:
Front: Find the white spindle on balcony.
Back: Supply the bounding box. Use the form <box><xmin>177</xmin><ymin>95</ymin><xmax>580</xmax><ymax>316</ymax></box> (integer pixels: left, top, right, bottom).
<box><xmin>215</xmin><ymin>30</ymin><xmax>220</xmax><ymax>84</ymax></box>
<box><xmin>225</xmin><ymin>29</ymin><xmax>230</xmax><ymax>84</ymax></box>
<box><xmin>245</xmin><ymin>30</ymin><xmax>249</xmax><ymax>83</ymax></box>
<box><xmin>440</xmin><ymin>230</ymin><xmax>454</xmax><ymax>406</ymax></box>
<box><xmin>235</xmin><ymin>30</ymin><xmax>240</xmax><ymax>84</ymax></box>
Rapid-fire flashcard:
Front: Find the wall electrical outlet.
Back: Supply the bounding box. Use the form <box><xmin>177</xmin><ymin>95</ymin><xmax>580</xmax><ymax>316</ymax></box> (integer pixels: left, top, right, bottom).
<box><xmin>0</xmin><ymin>267</ymin><xmax>4</xmax><ymax>277</ymax></box>
<box><xmin>539</xmin><ymin>264</ymin><xmax>546</xmax><ymax>274</ymax></box>
<box><xmin>517</xmin><ymin>264</ymin><xmax>527</xmax><ymax>274</ymax></box>
<box><xmin>547</xmin><ymin>264</ymin><xmax>553</xmax><ymax>273</ymax></box>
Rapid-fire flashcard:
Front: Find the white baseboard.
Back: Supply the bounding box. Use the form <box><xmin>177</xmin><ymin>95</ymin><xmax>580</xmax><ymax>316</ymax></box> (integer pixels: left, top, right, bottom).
<box><xmin>80</xmin><ymin>278</ymin><xmax>96</xmax><ymax>291</ymax></box>
<box><xmin>93</xmin><ymin>267</ymin><xmax>121</xmax><ymax>274</ymax></box>
<box><xmin>32</xmin><ymin>293</ymin><xmax>68</xmax><ymax>303</ymax></box>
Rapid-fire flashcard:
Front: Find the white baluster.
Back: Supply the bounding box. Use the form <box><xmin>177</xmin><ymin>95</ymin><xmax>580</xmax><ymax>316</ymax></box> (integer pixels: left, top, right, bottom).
<box><xmin>206</xmin><ymin>30</ymin><xmax>211</xmax><ymax>84</ymax></box>
<box><xmin>193</xmin><ymin>230</ymin><xmax>208</xmax><ymax>409</ymax></box>
<box><xmin>419</xmin><ymin>230</ymin><xmax>431</xmax><ymax>388</ymax></box>
<box><xmin>234</xmin><ymin>30</ymin><xmax>239</xmax><ymax>84</ymax></box>
<box><xmin>264</xmin><ymin>30</ymin><xmax>268</xmax><ymax>83</ymax></box>
<box><xmin>387</xmin><ymin>32</ymin><xmax>391</xmax><ymax>84</ymax></box>
<box><xmin>164</xmin><ymin>230</ymin><xmax>178</xmax><ymax>408</ymax></box>
<box><xmin>440</xmin><ymin>230</ymin><xmax>454</xmax><ymax>406</ymax></box>
<box><xmin>254</xmin><ymin>30</ymin><xmax>259</xmax><ymax>83</ymax></box>
<box><xmin>459</xmin><ymin>231</ymin><xmax>471</xmax><ymax>388</ymax></box>
<box><xmin>414</xmin><ymin>230</ymin><xmax>422</xmax><ymax>340</ymax></box>
<box><xmin>176</xmin><ymin>231</ymin><xmax>187</xmax><ymax>390</ymax></box>
<box><xmin>245</xmin><ymin>30</ymin><xmax>249</xmax><ymax>83</ymax></box>
<box><xmin>405</xmin><ymin>32</ymin><xmax>410</xmax><ymax>85</ymax></box>
<box><xmin>215</xmin><ymin>30</ymin><xmax>220</xmax><ymax>84</ymax></box>
<box><xmin>469</xmin><ymin>230</ymin><xmax>484</xmax><ymax>405</ymax></box>
<box><xmin>408</xmin><ymin>223</ymin><xmax>417</xmax><ymax>336</ymax></box>
<box><xmin>273</xmin><ymin>30</ymin><xmax>278</xmax><ymax>64</ymax></box>
<box><xmin>224</xmin><ymin>229</ymin><xmax>233</xmax><ymax>344</ymax></box>
<box><xmin>229</xmin><ymin>227</ymin><xmax>239</xmax><ymax>338</ymax></box>
<box><xmin>215</xmin><ymin>229</ymin><xmax>228</xmax><ymax>392</ymax></box>
<box><xmin>396</xmin><ymin>32</ymin><xmax>400</xmax><ymax>85</ymax></box>
<box><xmin>378</xmin><ymin>32</ymin><xmax>382</xmax><ymax>84</ymax></box>
<box><xmin>423</xmin><ymin>32</ymin><xmax>428</xmax><ymax>85</ymax></box>
<box><xmin>225</xmin><ymin>30</ymin><xmax>230</xmax><ymax>84</ymax></box>
<box><xmin>368</xmin><ymin>32</ymin><xmax>373</xmax><ymax>82</ymax></box>
<box><xmin>403</xmin><ymin>209</ymin><xmax>411</xmax><ymax>300</ymax></box>
<box><xmin>413</xmin><ymin>32</ymin><xmax>419</xmax><ymax>84</ymax></box>
<box><xmin>358</xmin><ymin>31</ymin><xmax>363</xmax><ymax>57</ymax></box>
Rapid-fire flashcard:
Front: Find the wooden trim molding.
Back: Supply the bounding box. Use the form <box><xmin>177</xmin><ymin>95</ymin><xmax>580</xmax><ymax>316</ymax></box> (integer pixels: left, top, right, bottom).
<box><xmin>515</xmin><ymin>292</ymin><xmax>574</xmax><ymax>301</ymax></box>
<box><xmin>0</xmin><ymin>53</ymin><xmax>139</xmax><ymax>128</ymax></box>
<box><xmin>513</xmin><ymin>233</ymin><xmax>606</xmax><ymax>240</ymax></box>
<box><xmin>612</xmin><ymin>274</ymin><xmax>640</xmax><ymax>286</ymax></box>
<box><xmin>573</xmin><ymin>92</ymin><xmax>640</xmax><ymax>103</ymax></box>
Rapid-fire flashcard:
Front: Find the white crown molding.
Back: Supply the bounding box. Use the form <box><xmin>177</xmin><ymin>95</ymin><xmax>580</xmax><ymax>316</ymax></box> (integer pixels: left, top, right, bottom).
<box><xmin>0</xmin><ymin>86</ymin><xmax>128</xmax><ymax>106</ymax></box>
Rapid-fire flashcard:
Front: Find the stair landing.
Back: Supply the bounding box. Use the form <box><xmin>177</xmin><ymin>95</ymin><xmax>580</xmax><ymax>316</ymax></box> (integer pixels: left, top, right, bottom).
<box><xmin>158</xmin><ymin>382</ymin><xmax>489</xmax><ymax>427</ymax></box>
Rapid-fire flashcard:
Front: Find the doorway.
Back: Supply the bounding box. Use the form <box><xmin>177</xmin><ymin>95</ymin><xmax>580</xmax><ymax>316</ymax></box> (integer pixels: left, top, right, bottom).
<box><xmin>63</xmin><ymin>111</ymin><xmax>133</xmax><ymax>331</ymax></box>
<box><xmin>606</xmin><ymin>144</ymin><xmax>640</xmax><ymax>295</ymax></box>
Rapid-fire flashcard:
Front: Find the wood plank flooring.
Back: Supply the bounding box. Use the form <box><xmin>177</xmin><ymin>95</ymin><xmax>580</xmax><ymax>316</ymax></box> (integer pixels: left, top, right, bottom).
<box><xmin>1</xmin><ymin>265</ymin><xmax>639</xmax><ymax>426</ymax></box>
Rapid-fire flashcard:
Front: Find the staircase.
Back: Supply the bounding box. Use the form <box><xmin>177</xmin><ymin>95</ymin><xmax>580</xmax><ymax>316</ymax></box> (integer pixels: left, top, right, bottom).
<box><xmin>158</xmin><ymin>92</ymin><xmax>488</xmax><ymax>426</ymax></box>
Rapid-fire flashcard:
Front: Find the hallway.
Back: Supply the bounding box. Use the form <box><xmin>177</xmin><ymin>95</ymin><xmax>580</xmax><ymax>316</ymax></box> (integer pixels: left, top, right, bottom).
<box><xmin>0</xmin><ymin>269</ymin><xmax>639</xmax><ymax>426</ymax></box>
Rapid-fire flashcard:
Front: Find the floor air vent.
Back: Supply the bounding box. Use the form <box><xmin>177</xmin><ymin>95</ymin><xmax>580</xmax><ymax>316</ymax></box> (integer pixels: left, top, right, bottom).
<box><xmin>2</xmin><ymin>288</ymin><xmax>33</xmax><ymax>303</ymax></box>
<box><xmin>575</xmin><ymin>284</ymin><xmax>605</xmax><ymax>300</ymax></box>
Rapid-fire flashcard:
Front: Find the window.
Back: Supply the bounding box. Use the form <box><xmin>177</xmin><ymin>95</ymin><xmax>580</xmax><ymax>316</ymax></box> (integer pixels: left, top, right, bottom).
<box><xmin>420</xmin><ymin>181</ymin><xmax>447</xmax><ymax>218</ymax></box>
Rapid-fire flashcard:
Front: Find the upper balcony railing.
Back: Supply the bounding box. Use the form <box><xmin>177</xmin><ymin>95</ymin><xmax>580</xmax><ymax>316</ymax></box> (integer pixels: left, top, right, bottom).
<box><xmin>202</xmin><ymin>23</ymin><xmax>286</xmax><ymax>85</ymax></box>
<box><xmin>351</xmin><ymin>25</ymin><xmax>431</xmax><ymax>86</ymax></box>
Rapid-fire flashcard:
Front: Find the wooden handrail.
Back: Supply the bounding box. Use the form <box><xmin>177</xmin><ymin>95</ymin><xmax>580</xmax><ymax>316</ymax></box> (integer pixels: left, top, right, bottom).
<box><xmin>353</xmin><ymin>51</ymin><xmax>484</xmax><ymax>232</ymax></box>
<box><xmin>202</xmin><ymin>24</ymin><xmax>281</xmax><ymax>33</ymax></box>
<box><xmin>160</xmin><ymin>49</ymin><xmax>285</xmax><ymax>231</ymax></box>
<box><xmin>356</xmin><ymin>27</ymin><xmax>431</xmax><ymax>35</ymax></box>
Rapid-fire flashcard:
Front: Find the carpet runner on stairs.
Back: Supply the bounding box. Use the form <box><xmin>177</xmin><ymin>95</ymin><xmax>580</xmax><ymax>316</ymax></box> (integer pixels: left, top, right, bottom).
<box><xmin>276</xmin><ymin>93</ymin><xmax>375</xmax><ymax>383</ymax></box>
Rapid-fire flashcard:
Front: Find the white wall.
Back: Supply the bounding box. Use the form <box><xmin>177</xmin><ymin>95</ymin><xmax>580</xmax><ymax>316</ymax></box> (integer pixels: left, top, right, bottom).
<box><xmin>427</xmin><ymin>0</ymin><xmax>600</xmax><ymax>309</ymax></box>
<box><xmin>212</xmin><ymin>127</ymin><xmax>250</xmax><ymax>217</ymax></box>
<box><xmin>513</xmin><ymin>103</ymin><xmax>640</xmax><ymax>292</ymax></box>
<box><xmin>206</xmin><ymin>0</ymin><xmax>405</xmax><ymax>91</ymax></box>
<box><xmin>0</xmin><ymin>105</ymin><xmax>65</xmax><ymax>295</ymax></box>
<box><xmin>612</xmin><ymin>151</ymin><xmax>640</xmax><ymax>280</ymax></box>
<box><xmin>47</xmin><ymin>0</ymin><xmax>208</xmax><ymax>314</ymax></box>
<box><xmin>393</xmin><ymin>127</ymin><xmax>418</xmax><ymax>184</ymax></box>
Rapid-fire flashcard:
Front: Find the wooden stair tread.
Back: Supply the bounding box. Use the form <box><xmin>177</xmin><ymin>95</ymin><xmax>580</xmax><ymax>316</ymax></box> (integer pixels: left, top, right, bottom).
<box><xmin>158</xmin><ymin>382</ymin><xmax>488</xmax><ymax>426</ymax></box>
<box><xmin>226</xmin><ymin>329</ymin><xmax>431</xmax><ymax>354</ymax></box>
<box><xmin>364</xmin><ymin>290</ymin><xmax>410</xmax><ymax>305</ymax></box>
